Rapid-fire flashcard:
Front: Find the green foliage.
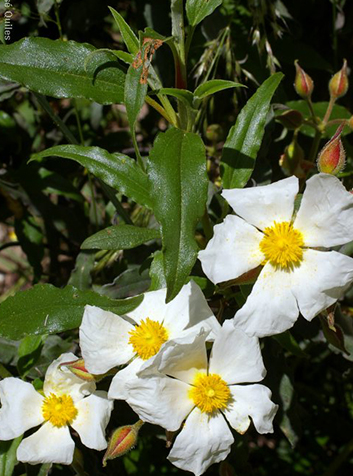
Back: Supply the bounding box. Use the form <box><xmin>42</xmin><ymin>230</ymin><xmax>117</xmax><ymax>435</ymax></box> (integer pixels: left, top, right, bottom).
<box><xmin>221</xmin><ymin>72</ymin><xmax>284</xmax><ymax>188</ymax></box>
<box><xmin>148</xmin><ymin>128</ymin><xmax>208</xmax><ymax>301</ymax></box>
<box><xmin>0</xmin><ymin>38</ymin><xmax>125</xmax><ymax>104</ymax></box>
<box><xmin>82</xmin><ymin>225</ymin><xmax>160</xmax><ymax>250</ymax></box>
<box><xmin>186</xmin><ymin>0</ymin><xmax>223</xmax><ymax>26</ymax></box>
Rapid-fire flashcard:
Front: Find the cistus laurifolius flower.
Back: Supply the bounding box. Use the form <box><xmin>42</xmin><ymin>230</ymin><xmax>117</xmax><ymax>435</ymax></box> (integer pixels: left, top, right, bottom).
<box><xmin>125</xmin><ymin>322</ymin><xmax>277</xmax><ymax>476</ymax></box>
<box><xmin>199</xmin><ymin>173</ymin><xmax>353</xmax><ymax>337</ymax></box>
<box><xmin>79</xmin><ymin>281</ymin><xmax>220</xmax><ymax>403</ymax></box>
<box><xmin>0</xmin><ymin>353</ymin><xmax>113</xmax><ymax>465</ymax></box>
<box><xmin>317</xmin><ymin>125</ymin><xmax>346</xmax><ymax>175</ymax></box>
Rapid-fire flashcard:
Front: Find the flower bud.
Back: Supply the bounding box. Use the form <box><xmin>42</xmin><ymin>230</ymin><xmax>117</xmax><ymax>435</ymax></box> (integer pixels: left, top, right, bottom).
<box><xmin>329</xmin><ymin>59</ymin><xmax>348</xmax><ymax>100</ymax></box>
<box><xmin>276</xmin><ymin>109</ymin><xmax>304</xmax><ymax>130</ymax></box>
<box><xmin>294</xmin><ymin>60</ymin><xmax>314</xmax><ymax>99</ymax></box>
<box><xmin>59</xmin><ymin>358</ymin><xmax>96</xmax><ymax>382</ymax></box>
<box><xmin>317</xmin><ymin>125</ymin><xmax>346</xmax><ymax>175</ymax></box>
<box><xmin>102</xmin><ymin>420</ymin><xmax>144</xmax><ymax>466</ymax></box>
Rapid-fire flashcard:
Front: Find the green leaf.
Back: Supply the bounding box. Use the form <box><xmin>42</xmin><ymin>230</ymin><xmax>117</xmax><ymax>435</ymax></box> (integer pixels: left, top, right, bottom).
<box><xmin>194</xmin><ymin>79</ymin><xmax>244</xmax><ymax>100</ymax></box>
<box><xmin>0</xmin><ymin>436</ymin><xmax>22</xmax><ymax>476</ymax></box>
<box><xmin>186</xmin><ymin>0</ymin><xmax>223</xmax><ymax>26</ymax></box>
<box><xmin>148</xmin><ymin>128</ymin><xmax>208</xmax><ymax>301</ymax></box>
<box><xmin>149</xmin><ymin>251</ymin><xmax>167</xmax><ymax>291</ymax></box>
<box><xmin>150</xmin><ymin>88</ymin><xmax>194</xmax><ymax>107</ymax></box>
<box><xmin>82</xmin><ymin>225</ymin><xmax>160</xmax><ymax>250</ymax></box>
<box><xmin>98</xmin><ymin>266</ymin><xmax>151</xmax><ymax>299</ymax></box>
<box><xmin>108</xmin><ymin>7</ymin><xmax>139</xmax><ymax>55</ymax></box>
<box><xmin>285</xmin><ymin>100</ymin><xmax>352</xmax><ymax>138</ymax></box>
<box><xmin>30</xmin><ymin>145</ymin><xmax>152</xmax><ymax>209</ymax></box>
<box><xmin>0</xmin><ymin>285</ymin><xmax>143</xmax><ymax>340</ymax></box>
<box><xmin>14</xmin><ymin>213</ymin><xmax>44</xmax><ymax>282</ymax></box>
<box><xmin>221</xmin><ymin>72</ymin><xmax>283</xmax><ymax>189</ymax></box>
<box><xmin>0</xmin><ymin>37</ymin><xmax>125</xmax><ymax>105</ymax></box>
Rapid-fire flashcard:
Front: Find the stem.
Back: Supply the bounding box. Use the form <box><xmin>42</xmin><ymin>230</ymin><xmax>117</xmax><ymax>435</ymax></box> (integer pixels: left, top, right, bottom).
<box><xmin>171</xmin><ymin>0</ymin><xmax>187</xmax><ymax>88</ymax></box>
<box><xmin>54</xmin><ymin>0</ymin><xmax>63</xmax><ymax>40</ymax></box>
<box><xmin>308</xmin><ymin>130</ymin><xmax>322</xmax><ymax>162</ymax></box>
<box><xmin>306</xmin><ymin>97</ymin><xmax>318</xmax><ymax>124</ymax></box>
<box><xmin>157</xmin><ymin>94</ymin><xmax>178</xmax><ymax>126</ymax></box>
<box><xmin>322</xmin><ymin>96</ymin><xmax>336</xmax><ymax>126</ymax></box>
<box><xmin>145</xmin><ymin>96</ymin><xmax>173</xmax><ymax>123</ymax></box>
<box><xmin>99</xmin><ymin>180</ymin><xmax>134</xmax><ymax>225</ymax></box>
<box><xmin>185</xmin><ymin>25</ymin><xmax>196</xmax><ymax>64</ymax></box>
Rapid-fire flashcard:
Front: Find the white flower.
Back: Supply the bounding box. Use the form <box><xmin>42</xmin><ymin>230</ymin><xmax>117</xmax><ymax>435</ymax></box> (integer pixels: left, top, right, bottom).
<box><xmin>125</xmin><ymin>320</ymin><xmax>277</xmax><ymax>476</ymax></box>
<box><xmin>199</xmin><ymin>173</ymin><xmax>353</xmax><ymax>337</ymax></box>
<box><xmin>79</xmin><ymin>281</ymin><xmax>220</xmax><ymax>401</ymax></box>
<box><xmin>0</xmin><ymin>353</ymin><xmax>113</xmax><ymax>465</ymax></box>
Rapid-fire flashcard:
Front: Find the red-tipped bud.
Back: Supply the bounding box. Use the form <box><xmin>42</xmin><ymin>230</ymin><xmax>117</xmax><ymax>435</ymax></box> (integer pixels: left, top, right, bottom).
<box><xmin>329</xmin><ymin>59</ymin><xmax>349</xmax><ymax>100</ymax></box>
<box><xmin>276</xmin><ymin>109</ymin><xmax>304</xmax><ymax>130</ymax></box>
<box><xmin>102</xmin><ymin>421</ymin><xmax>144</xmax><ymax>466</ymax></box>
<box><xmin>294</xmin><ymin>60</ymin><xmax>314</xmax><ymax>99</ymax></box>
<box><xmin>317</xmin><ymin>125</ymin><xmax>346</xmax><ymax>175</ymax></box>
<box><xmin>59</xmin><ymin>358</ymin><xmax>96</xmax><ymax>382</ymax></box>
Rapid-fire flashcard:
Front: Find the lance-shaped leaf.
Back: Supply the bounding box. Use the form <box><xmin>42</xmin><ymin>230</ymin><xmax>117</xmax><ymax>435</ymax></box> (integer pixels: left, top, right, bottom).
<box><xmin>109</xmin><ymin>7</ymin><xmax>139</xmax><ymax>55</ymax></box>
<box><xmin>221</xmin><ymin>72</ymin><xmax>283</xmax><ymax>189</ymax></box>
<box><xmin>30</xmin><ymin>145</ymin><xmax>152</xmax><ymax>209</ymax></box>
<box><xmin>186</xmin><ymin>0</ymin><xmax>223</xmax><ymax>26</ymax></box>
<box><xmin>148</xmin><ymin>128</ymin><xmax>208</xmax><ymax>302</ymax></box>
<box><xmin>81</xmin><ymin>225</ymin><xmax>160</xmax><ymax>250</ymax></box>
<box><xmin>0</xmin><ymin>37</ymin><xmax>125</xmax><ymax>104</ymax></box>
<box><xmin>194</xmin><ymin>79</ymin><xmax>244</xmax><ymax>101</ymax></box>
<box><xmin>0</xmin><ymin>285</ymin><xmax>143</xmax><ymax>340</ymax></box>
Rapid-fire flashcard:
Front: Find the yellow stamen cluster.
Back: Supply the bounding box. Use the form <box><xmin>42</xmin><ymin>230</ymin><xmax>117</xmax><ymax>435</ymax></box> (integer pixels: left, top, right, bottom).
<box><xmin>189</xmin><ymin>373</ymin><xmax>230</xmax><ymax>414</ymax></box>
<box><xmin>259</xmin><ymin>221</ymin><xmax>304</xmax><ymax>270</ymax></box>
<box><xmin>42</xmin><ymin>393</ymin><xmax>78</xmax><ymax>428</ymax></box>
<box><xmin>128</xmin><ymin>318</ymin><xmax>169</xmax><ymax>360</ymax></box>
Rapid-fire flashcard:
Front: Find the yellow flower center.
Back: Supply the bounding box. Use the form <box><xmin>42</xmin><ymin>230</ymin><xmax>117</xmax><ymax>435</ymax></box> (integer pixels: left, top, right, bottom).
<box><xmin>189</xmin><ymin>373</ymin><xmax>231</xmax><ymax>414</ymax></box>
<box><xmin>259</xmin><ymin>221</ymin><xmax>304</xmax><ymax>270</ymax></box>
<box><xmin>128</xmin><ymin>318</ymin><xmax>169</xmax><ymax>360</ymax></box>
<box><xmin>42</xmin><ymin>393</ymin><xmax>78</xmax><ymax>428</ymax></box>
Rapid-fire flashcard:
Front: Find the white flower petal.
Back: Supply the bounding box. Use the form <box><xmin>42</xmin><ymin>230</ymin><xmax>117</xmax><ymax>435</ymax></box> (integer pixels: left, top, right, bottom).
<box><xmin>17</xmin><ymin>423</ymin><xmax>74</xmax><ymax>465</ymax></box>
<box><xmin>291</xmin><ymin>249</ymin><xmax>353</xmax><ymax>321</ymax></box>
<box><xmin>294</xmin><ymin>173</ymin><xmax>353</xmax><ymax>247</ymax></box>
<box><xmin>125</xmin><ymin>288</ymin><xmax>168</xmax><ymax>324</ymax></box>
<box><xmin>224</xmin><ymin>384</ymin><xmax>277</xmax><ymax>434</ymax></box>
<box><xmin>79</xmin><ymin>305</ymin><xmax>135</xmax><ymax>374</ymax></box>
<box><xmin>140</xmin><ymin>331</ymin><xmax>208</xmax><ymax>385</ymax></box>
<box><xmin>198</xmin><ymin>215</ymin><xmax>264</xmax><ymax>284</ymax></box>
<box><xmin>162</xmin><ymin>281</ymin><xmax>220</xmax><ymax>340</ymax></box>
<box><xmin>0</xmin><ymin>378</ymin><xmax>44</xmax><ymax>440</ymax></box>
<box><xmin>233</xmin><ymin>263</ymin><xmax>299</xmax><ymax>337</ymax></box>
<box><xmin>209</xmin><ymin>320</ymin><xmax>266</xmax><ymax>385</ymax></box>
<box><xmin>44</xmin><ymin>352</ymin><xmax>95</xmax><ymax>402</ymax></box>
<box><xmin>71</xmin><ymin>391</ymin><xmax>113</xmax><ymax>451</ymax></box>
<box><xmin>108</xmin><ymin>357</ymin><xmax>144</xmax><ymax>400</ymax></box>
<box><xmin>126</xmin><ymin>374</ymin><xmax>194</xmax><ymax>431</ymax></box>
<box><xmin>222</xmin><ymin>176</ymin><xmax>298</xmax><ymax>231</ymax></box>
<box><xmin>168</xmin><ymin>407</ymin><xmax>234</xmax><ymax>476</ymax></box>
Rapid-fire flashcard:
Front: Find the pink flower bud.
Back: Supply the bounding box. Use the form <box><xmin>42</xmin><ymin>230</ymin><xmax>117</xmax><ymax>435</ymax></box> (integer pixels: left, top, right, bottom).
<box><xmin>59</xmin><ymin>358</ymin><xmax>96</xmax><ymax>382</ymax></box>
<box><xmin>329</xmin><ymin>59</ymin><xmax>349</xmax><ymax>99</ymax></box>
<box><xmin>294</xmin><ymin>60</ymin><xmax>314</xmax><ymax>99</ymax></box>
<box><xmin>102</xmin><ymin>420</ymin><xmax>144</xmax><ymax>466</ymax></box>
<box><xmin>317</xmin><ymin>125</ymin><xmax>346</xmax><ymax>175</ymax></box>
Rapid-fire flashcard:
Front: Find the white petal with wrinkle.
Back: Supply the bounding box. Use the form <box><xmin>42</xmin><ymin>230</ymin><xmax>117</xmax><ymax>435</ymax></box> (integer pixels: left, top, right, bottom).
<box><xmin>141</xmin><ymin>331</ymin><xmax>208</xmax><ymax>385</ymax></box>
<box><xmin>209</xmin><ymin>320</ymin><xmax>266</xmax><ymax>385</ymax></box>
<box><xmin>79</xmin><ymin>306</ymin><xmax>135</xmax><ymax>374</ymax></box>
<box><xmin>294</xmin><ymin>173</ymin><xmax>353</xmax><ymax>247</ymax></box>
<box><xmin>291</xmin><ymin>249</ymin><xmax>353</xmax><ymax>321</ymax></box>
<box><xmin>17</xmin><ymin>423</ymin><xmax>74</xmax><ymax>465</ymax></box>
<box><xmin>108</xmin><ymin>357</ymin><xmax>144</xmax><ymax>400</ymax></box>
<box><xmin>224</xmin><ymin>384</ymin><xmax>277</xmax><ymax>434</ymax></box>
<box><xmin>233</xmin><ymin>263</ymin><xmax>299</xmax><ymax>337</ymax></box>
<box><xmin>222</xmin><ymin>176</ymin><xmax>298</xmax><ymax>231</ymax></box>
<box><xmin>198</xmin><ymin>215</ymin><xmax>264</xmax><ymax>284</ymax></box>
<box><xmin>168</xmin><ymin>407</ymin><xmax>234</xmax><ymax>476</ymax></box>
<box><xmin>44</xmin><ymin>352</ymin><xmax>95</xmax><ymax>402</ymax></box>
<box><xmin>126</xmin><ymin>375</ymin><xmax>194</xmax><ymax>431</ymax></box>
<box><xmin>125</xmin><ymin>288</ymin><xmax>168</xmax><ymax>324</ymax></box>
<box><xmin>161</xmin><ymin>281</ymin><xmax>220</xmax><ymax>340</ymax></box>
<box><xmin>0</xmin><ymin>378</ymin><xmax>44</xmax><ymax>440</ymax></box>
<box><xmin>71</xmin><ymin>391</ymin><xmax>113</xmax><ymax>450</ymax></box>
